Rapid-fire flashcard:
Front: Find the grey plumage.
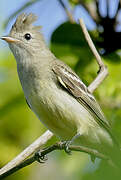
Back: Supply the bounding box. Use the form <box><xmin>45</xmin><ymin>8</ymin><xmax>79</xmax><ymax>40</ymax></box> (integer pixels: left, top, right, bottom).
<box><xmin>10</xmin><ymin>13</ymin><xmax>41</xmax><ymax>33</ymax></box>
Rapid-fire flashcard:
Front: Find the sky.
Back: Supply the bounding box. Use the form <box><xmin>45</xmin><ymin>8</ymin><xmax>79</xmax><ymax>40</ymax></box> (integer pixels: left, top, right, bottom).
<box><xmin>0</xmin><ymin>0</ymin><xmax>120</xmax><ymax>49</ymax></box>
<box><xmin>0</xmin><ymin>0</ymin><xmax>95</xmax><ymax>43</ymax></box>
<box><xmin>0</xmin><ymin>0</ymin><xmax>70</xmax><ymax>42</ymax></box>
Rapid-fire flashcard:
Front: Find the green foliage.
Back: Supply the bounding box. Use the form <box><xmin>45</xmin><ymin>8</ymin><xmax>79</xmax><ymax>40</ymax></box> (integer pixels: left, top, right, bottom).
<box><xmin>69</xmin><ymin>0</ymin><xmax>93</xmax><ymax>5</ymax></box>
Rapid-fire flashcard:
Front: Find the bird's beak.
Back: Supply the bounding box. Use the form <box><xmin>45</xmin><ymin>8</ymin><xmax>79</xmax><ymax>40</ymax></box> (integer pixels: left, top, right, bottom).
<box><xmin>1</xmin><ymin>36</ymin><xmax>19</xmax><ymax>43</ymax></box>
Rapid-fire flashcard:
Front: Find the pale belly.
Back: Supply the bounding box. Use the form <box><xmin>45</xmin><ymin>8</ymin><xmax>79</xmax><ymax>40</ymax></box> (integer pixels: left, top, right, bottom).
<box><xmin>25</xmin><ymin>81</ymin><xmax>113</xmax><ymax>153</ymax></box>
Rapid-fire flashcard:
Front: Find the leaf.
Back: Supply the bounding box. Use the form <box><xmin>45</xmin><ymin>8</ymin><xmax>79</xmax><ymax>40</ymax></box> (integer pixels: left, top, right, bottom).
<box><xmin>50</xmin><ymin>22</ymin><xmax>93</xmax><ymax>72</ymax></box>
<box><xmin>69</xmin><ymin>0</ymin><xmax>93</xmax><ymax>5</ymax></box>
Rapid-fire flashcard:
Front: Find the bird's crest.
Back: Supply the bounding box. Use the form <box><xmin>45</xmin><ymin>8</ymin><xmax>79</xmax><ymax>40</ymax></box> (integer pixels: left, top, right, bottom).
<box><xmin>10</xmin><ymin>13</ymin><xmax>42</xmax><ymax>33</ymax></box>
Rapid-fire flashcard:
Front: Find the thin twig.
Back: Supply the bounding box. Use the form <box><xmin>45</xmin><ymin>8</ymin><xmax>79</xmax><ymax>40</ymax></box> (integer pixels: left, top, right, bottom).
<box><xmin>79</xmin><ymin>0</ymin><xmax>100</xmax><ymax>24</ymax></box>
<box><xmin>0</xmin><ymin>143</ymin><xmax>110</xmax><ymax>179</ymax></box>
<box><xmin>115</xmin><ymin>0</ymin><xmax>121</xmax><ymax>18</ymax></box>
<box><xmin>95</xmin><ymin>0</ymin><xmax>102</xmax><ymax>19</ymax></box>
<box><xmin>79</xmin><ymin>19</ymin><xmax>108</xmax><ymax>93</ymax></box>
<box><xmin>79</xmin><ymin>19</ymin><xmax>103</xmax><ymax>67</ymax></box>
<box><xmin>58</xmin><ymin>0</ymin><xmax>75</xmax><ymax>23</ymax></box>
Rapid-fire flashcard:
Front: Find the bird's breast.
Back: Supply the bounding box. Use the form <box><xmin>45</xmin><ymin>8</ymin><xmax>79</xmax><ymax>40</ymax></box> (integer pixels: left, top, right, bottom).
<box><xmin>22</xmin><ymin>77</ymin><xmax>97</xmax><ymax>140</ymax></box>
<box><xmin>26</xmin><ymin>80</ymin><xmax>78</xmax><ymax>140</ymax></box>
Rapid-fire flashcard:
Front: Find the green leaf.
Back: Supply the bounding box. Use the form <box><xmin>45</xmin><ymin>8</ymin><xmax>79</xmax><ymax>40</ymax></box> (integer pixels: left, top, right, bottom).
<box><xmin>50</xmin><ymin>22</ymin><xmax>93</xmax><ymax>72</ymax></box>
<box><xmin>69</xmin><ymin>0</ymin><xmax>93</xmax><ymax>5</ymax></box>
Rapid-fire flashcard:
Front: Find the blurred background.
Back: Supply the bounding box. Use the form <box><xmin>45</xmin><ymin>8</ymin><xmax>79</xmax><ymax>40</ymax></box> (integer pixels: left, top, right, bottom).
<box><xmin>1</xmin><ymin>0</ymin><xmax>121</xmax><ymax>179</ymax></box>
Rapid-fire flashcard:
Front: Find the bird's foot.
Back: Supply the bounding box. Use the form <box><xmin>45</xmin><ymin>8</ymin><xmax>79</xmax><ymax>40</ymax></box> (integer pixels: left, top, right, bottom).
<box><xmin>60</xmin><ymin>133</ymin><xmax>81</xmax><ymax>155</ymax></box>
<box><xmin>60</xmin><ymin>141</ymin><xmax>72</xmax><ymax>155</ymax></box>
<box><xmin>35</xmin><ymin>151</ymin><xmax>48</xmax><ymax>163</ymax></box>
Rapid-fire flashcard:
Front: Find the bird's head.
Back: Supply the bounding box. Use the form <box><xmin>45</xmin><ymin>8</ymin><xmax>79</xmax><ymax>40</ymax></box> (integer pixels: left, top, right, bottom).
<box><xmin>1</xmin><ymin>13</ymin><xmax>45</xmax><ymax>63</ymax></box>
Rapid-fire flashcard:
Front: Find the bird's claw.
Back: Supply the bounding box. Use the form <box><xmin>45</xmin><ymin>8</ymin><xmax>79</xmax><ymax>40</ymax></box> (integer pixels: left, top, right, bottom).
<box><xmin>60</xmin><ymin>141</ymin><xmax>72</xmax><ymax>155</ymax></box>
<box><xmin>35</xmin><ymin>151</ymin><xmax>48</xmax><ymax>163</ymax></box>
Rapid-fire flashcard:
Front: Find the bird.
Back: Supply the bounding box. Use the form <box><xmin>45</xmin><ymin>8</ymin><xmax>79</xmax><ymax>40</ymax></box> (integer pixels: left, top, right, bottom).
<box><xmin>1</xmin><ymin>13</ymin><xmax>120</xmax><ymax>164</ymax></box>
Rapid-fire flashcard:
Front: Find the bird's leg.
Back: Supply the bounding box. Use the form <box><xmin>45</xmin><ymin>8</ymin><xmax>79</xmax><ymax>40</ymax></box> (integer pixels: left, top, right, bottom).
<box><xmin>61</xmin><ymin>133</ymin><xmax>81</xmax><ymax>154</ymax></box>
<box><xmin>34</xmin><ymin>143</ymin><xmax>60</xmax><ymax>163</ymax></box>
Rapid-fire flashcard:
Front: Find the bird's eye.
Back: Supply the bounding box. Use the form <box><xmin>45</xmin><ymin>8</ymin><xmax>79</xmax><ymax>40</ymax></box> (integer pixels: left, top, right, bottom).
<box><xmin>24</xmin><ymin>33</ymin><xmax>31</xmax><ymax>40</ymax></box>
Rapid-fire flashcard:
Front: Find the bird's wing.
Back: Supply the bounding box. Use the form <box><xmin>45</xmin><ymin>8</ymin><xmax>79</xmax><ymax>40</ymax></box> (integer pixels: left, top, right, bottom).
<box><xmin>52</xmin><ymin>63</ymin><xmax>114</xmax><ymax>138</ymax></box>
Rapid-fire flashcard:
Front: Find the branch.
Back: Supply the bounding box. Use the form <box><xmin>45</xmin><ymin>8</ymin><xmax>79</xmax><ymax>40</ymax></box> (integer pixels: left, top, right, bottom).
<box><xmin>115</xmin><ymin>1</ymin><xmax>121</xmax><ymax>19</ymax></box>
<box><xmin>79</xmin><ymin>0</ymin><xmax>100</xmax><ymax>24</ymax></box>
<box><xmin>95</xmin><ymin>0</ymin><xmax>102</xmax><ymax>20</ymax></box>
<box><xmin>79</xmin><ymin>19</ymin><xmax>108</xmax><ymax>93</ymax></box>
<box><xmin>58</xmin><ymin>0</ymin><xmax>75</xmax><ymax>23</ymax></box>
<box><xmin>0</xmin><ymin>142</ymin><xmax>110</xmax><ymax>179</ymax></box>
<box><xmin>0</xmin><ymin>130</ymin><xmax>53</xmax><ymax>178</ymax></box>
